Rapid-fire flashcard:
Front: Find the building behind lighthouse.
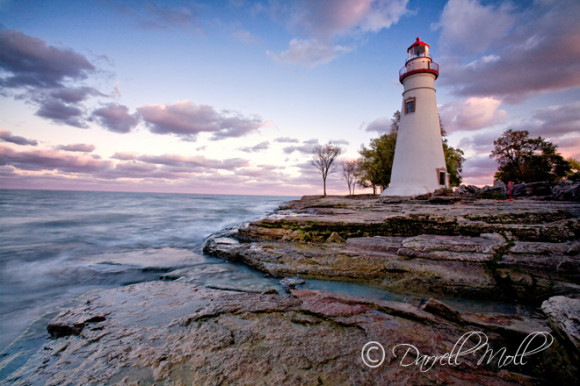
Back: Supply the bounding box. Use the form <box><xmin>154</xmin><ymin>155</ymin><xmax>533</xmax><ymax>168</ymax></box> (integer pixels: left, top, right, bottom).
<box><xmin>382</xmin><ymin>37</ymin><xmax>448</xmax><ymax>197</ymax></box>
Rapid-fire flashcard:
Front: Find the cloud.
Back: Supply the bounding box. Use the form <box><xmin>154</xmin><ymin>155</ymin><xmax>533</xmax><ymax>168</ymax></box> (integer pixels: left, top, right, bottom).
<box><xmin>283</xmin><ymin>139</ymin><xmax>320</xmax><ymax>154</ymax></box>
<box><xmin>439</xmin><ymin>97</ymin><xmax>507</xmax><ymax>133</ymax></box>
<box><xmin>363</xmin><ymin>117</ymin><xmax>389</xmax><ymax>133</ymax></box>
<box><xmin>268</xmin><ymin>0</ymin><xmax>409</xmax><ymax>66</ymax></box>
<box><xmin>239</xmin><ymin>141</ymin><xmax>270</xmax><ymax>153</ymax></box>
<box><xmin>457</xmin><ymin>130</ymin><xmax>498</xmax><ymax>154</ymax></box>
<box><xmin>138</xmin><ymin>100</ymin><xmax>266</xmax><ymax>140</ymax></box>
<box><xmin>527</xmin><ymin>101</ymin><xmax>580</xmax><ymax>138</ymax></box>
<box><xmin>35</xmin><ymin>98</ymin><xmax>88</xmax><ymax>128</ymax></box>
<box><xmin>556</xmin><ymin>135</ymin><xmax>580</xmax><ymax>159</ymax></box>
<box><xmin>137</xmin><ymin>2</ymin><xmax>199</xmax><ymax>30</ymax></box>
<box><xmin>280</xmin><ymin>0</ymin><xmax>409</xmax><ymax>38</ymax></box>
<box><xmin>57</xmin><ymin>143</ymin><xmax>96</xmax><ymax>153</ymax></box>
<box><xmin>0</xmin><ymin>130</ymin><xmax>38</xmax><ymax>146</ymax></box>
<box><xmin>461</xmin><ymin>155</ymin><xmax>497</xmax><ymax>184</ymax></box>
<box><xmin>0</xmin><ymin>29</ymin><xmax>108</xmax><ymax>129</ymax></box>
<box><xmin>49</xmin><ymin>87</ymin><xmax>103</xmax><ymax>103</ymax></box>
<box><xmin>268</xmin><ymin>38</ymin><xmax>352</xmax><ymax>67</ymax></box>
<box><xmin>137</xmin><ymin>153</ymin><xmax>249</xmax><ymax>170</ymax></box>
<box><xmin>111</xmin><ymin>152</ymin><xmax>138</xmax><ymax>161</ymax></box>
<box><xmin>0</xmin><ymin>145</ymin><xmax>112</xmax><ymax>173</ymax></box>
<box><xmin>114</xmin><ymin>161</ymin><xmax>157</xmax><ymax>174</ymax></box>
<box><xmin>0</xmin><ymin>29</ymin><xmax>95</xmax><ymax>89</ymax></box>
<box><xmin>275</xmin><ymin>137</ymin><xmax>300</xmax><ymax>143</ymax></box>
<box><xmin>233</xmin><ymin>29</ymin><xmax>260</xmax><ymax>45</ymax></box>
<box><xmin>92</xmin><ymin>103</ymin><xmax>140</xmax><ymax>133</ymax></box>
<box><xmin>436</xmin><ymin>0</ymin><xmax>580</xmax><ymax>103</ymax></box>
<box><xmin>434</xmin><ymin>0</ymin><xmax>514</xmax><ymax>56</ymax></box>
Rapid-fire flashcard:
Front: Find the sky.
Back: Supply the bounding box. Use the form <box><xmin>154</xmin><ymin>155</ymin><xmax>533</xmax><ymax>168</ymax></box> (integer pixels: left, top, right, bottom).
<box><xmin>1</xmin><ymin>0</ymin><xmax>579</xmax><ymax>196</ymax></box>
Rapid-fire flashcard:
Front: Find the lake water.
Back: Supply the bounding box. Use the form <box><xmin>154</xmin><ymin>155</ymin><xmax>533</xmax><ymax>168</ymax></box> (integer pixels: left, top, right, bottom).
<box><xmin>0</xmin><ymin>189</ymin><xmax>536</xmax><ymax>372</ymax></box>
<box><xmin>0</xmin><ymin>189</ymin><xmax>294</xmax><ymax>353</ymax></box>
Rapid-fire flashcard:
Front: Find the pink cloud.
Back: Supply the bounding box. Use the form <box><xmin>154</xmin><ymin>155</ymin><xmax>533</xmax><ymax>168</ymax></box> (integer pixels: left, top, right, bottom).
<box><xmin>435</xmin><ymin>0</ymin><xmax>514</xmax><ymax>56</ymax></box>
<box><xmin>0</xmin><ymin>130</ymin><xmax>38</xmax><ymax>146</ymax></box>
<box><xmin>0</xmin><ymin>145</ymin><xmax>112</xmax><ymax>173</ymax></box>
<box><xmin>138</xmin><ymin>100</ymin><xmax>266</xmax><ymax>140</ymax></box>
<box><xmin>269</xmin><ymin>0</ymin><xmax>409</xmax><ymax>67</ymax></box>
<box><xmin>111</xmin><ymin>152</ymin><xmax>138</xmax><ymax>161</ymax></box>
<box><xmin>136</xmin><ymin>153</ymin><xmax>249</xmax><ymax>170</ymax></box>
<box><xmin>528</xmin><ymin>101</ymin><xmax>580</xmax><ymax>139</ymax></box>
<box><xmin>268</xmin><ymin>38</ymin><xmax>352</xmax><ymax>67</ymax></box>
<box><xmin>57</xmin><ymin>143</ymin><xmax>96</xmax><ymax>152</ymax></box>
<box><xmin>282</xmin><ymin>0</ymin><xmax>408</xmax><ymax>38</ymax></box>
<box><xmin>92</xmin><ymin>103</ymin><xmax>140</xmax><ymax>133</ymax></box>
<box><xmin>437</xmin><ymin>0</ymin><xmax>580</xmax><ymax>103</ymax></box>
<box><xmin>439</xmin><ymin>97</ymin><xmax>507</xmax><ymax>133</ymax></box>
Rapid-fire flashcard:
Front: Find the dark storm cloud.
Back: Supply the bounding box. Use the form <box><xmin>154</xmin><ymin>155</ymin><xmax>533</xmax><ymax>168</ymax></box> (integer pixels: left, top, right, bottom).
<box><xmin>92</xmin><ymin>103</ymin><xmax>140</xmax><ymax>133</ymax></box>
<box><xmin>0</xmin><ymin>130</ymin><xmax>38</xmax><ymax>146</ymax></box>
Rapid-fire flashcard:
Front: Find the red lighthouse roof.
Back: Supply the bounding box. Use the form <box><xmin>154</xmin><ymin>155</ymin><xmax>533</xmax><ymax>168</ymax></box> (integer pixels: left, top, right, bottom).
<box><xmin>408</xmin><ymin>37</ymin><xmax>429</xmax><ymax>51</ymax></box>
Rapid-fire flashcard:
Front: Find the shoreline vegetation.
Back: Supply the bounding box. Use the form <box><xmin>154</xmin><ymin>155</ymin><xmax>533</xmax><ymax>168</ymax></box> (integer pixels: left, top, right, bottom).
<box><xmin>3</xmin><ymin>183</ymin><xmax>579</xmax><ymax>384</ymax></box>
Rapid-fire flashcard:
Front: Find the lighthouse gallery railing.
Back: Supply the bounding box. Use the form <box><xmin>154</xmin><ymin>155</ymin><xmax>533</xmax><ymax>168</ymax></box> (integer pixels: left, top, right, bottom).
<box><xmin>399</xmin><ymin>61</ymin><xmax>439</xmax><ymax>81</ymax></box>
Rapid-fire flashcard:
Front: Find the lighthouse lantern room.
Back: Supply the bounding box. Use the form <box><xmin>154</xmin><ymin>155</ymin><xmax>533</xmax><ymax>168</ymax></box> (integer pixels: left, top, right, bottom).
<box><xmin>382</xmin><ymin>37</ymin><xmax>448</xmax><ymax>197</ymax></box>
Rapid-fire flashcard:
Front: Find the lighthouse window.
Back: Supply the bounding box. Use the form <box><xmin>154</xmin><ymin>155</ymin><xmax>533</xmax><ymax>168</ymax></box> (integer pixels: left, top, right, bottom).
<box><xmin>439</xmin><ymin>171</ymin><xmax>446</xmax><ymax>186</ymax></box>
<box><xmin>405</xmin><ymin>98</ymin><xmax>415</xmax><ymax>114</ymax></box>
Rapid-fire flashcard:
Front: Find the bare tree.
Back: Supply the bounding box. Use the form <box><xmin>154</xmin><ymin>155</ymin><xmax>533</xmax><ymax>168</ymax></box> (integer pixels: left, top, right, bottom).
<box><xmin>312</xmin><ymin>143</ymin><xmax>342</xmax><ymax>196</ymax></box>
<box><xmin>342</xmin><ymin>160</ymin><xmax>359</xmax><ymax>195</ymax></box>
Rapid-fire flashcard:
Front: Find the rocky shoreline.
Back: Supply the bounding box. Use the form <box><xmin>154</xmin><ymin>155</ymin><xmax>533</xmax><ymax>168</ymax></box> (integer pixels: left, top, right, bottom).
<box><xmin>205</xmin><ymin>195</ymin><xmax>580</xmax><ymax>303</ymax></box>
<box><xmin>2</xmin><ymin>193</ymin><xmax>579</xmax><ymax>384</ymax></box>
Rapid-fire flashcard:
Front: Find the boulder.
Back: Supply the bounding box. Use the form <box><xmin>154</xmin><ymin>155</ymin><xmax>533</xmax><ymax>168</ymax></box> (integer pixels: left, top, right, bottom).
<box><xmin>542</xmin><ymin>296</ymin><xmax>580</xmax><ymax>360</ymax></box>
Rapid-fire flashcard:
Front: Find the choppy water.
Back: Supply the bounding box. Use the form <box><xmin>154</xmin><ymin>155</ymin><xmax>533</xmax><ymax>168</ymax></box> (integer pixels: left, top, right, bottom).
<box><xmin>0</xmin><ymin>189</ymin><xmax>293</xmax><ymax>352</ymax></box>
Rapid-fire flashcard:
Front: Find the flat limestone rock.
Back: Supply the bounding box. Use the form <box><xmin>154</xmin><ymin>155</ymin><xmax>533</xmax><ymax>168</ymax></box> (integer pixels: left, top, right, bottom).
<box><xmin>3</xmin><ymin>281</ymin><xmax>577</xmax><ymax>384</ymax></box>
<box><xmin>542</xmin><ymin>296</ymin><xmax>580</xmax><ymax>359</ymax></box>
<box><xmin>205</xmin><ymin>197</ymin><xmax>580</xmax><ymax>302</ymax></box>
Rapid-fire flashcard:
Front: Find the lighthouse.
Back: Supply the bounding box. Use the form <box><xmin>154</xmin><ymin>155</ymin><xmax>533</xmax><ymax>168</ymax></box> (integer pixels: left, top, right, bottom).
<box><xmin>382</xmin><ymin>37</ymin><xmax>448</xmax><ymax>197</ymax></box>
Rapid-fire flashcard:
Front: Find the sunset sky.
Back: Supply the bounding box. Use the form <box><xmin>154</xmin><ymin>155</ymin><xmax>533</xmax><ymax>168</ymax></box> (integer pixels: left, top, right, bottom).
<box><xmin>1</xmin><ymin>0</ymin><xmax>579</xmax><ymax>196</ymax></box>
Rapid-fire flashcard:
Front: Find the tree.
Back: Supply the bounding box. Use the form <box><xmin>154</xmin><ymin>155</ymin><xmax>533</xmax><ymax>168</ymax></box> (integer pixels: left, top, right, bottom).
<box><xmin>389</xmin><ymin>110</ymin><xmax>400</xmax><ymax>134</ymax></box>
<box><xmin>342</xmin><ymin>160</ymin><xmax>359</xmax><ymax>195</ymax></box>
<box><xmin>567</xmin><ymin>158</ymin><xmax>580</xmax><ymax>181</ymax></box>
<box><xmin>490</xmin><ymin>129</ymin><xmax>571</xmax><ymax>183</ymax></box>
<box><xmin>439</xmin><ymin>118</ymin><xmax>465</xmax><ymax>187</ymax></box>
<box><xmin>357</xmin><ymin>132</ymin><xmax>397</xmax><ymax>194</ymax></box>
<box><xmin>443</xmin><ymin>144</ymin><xmax>465</xmax><ymax>187</ymax></box>
<box><xmin>312</xmin><ymin>143</ymin><xmax>342</xmax><ymax>196</ymax></box>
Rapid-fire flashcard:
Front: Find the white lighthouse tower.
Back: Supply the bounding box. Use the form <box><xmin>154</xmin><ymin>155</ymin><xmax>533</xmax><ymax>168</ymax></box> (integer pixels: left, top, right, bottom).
<box><xmin>382</xmin><ymin>37</ymin><xmax>448</xmax><ymax>197</ymax></box>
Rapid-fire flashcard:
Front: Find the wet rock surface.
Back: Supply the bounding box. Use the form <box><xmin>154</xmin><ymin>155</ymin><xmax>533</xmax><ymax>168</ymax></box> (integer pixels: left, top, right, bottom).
<box><xmin>204</xmin><ymin>196</ymin><xmax>580</xmax><ymax>302</ymax></box>
<box><xmin>3</xmin><ymin>195</ymin><xmax>580</xmax><ymax>384</ymax></box>
<box><xmin>3</xmin><ymin>282</ymin><xmax>578</xmax><ymax>384</ymax></box>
